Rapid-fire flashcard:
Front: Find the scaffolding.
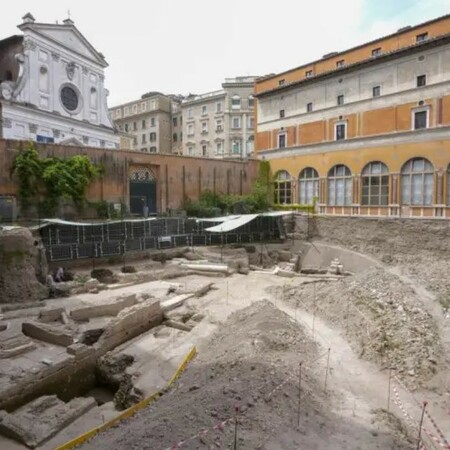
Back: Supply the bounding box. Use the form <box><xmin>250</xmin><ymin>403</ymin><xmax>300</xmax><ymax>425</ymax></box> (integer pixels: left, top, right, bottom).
<box><xmin>37</xmin><ymin>214</ymin><xmax>286</xmax><ymax>262</ymax></box>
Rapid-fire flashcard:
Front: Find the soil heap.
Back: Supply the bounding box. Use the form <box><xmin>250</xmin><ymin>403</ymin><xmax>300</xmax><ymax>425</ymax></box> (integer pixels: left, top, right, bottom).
<box><xmin>80</xmin><ymin>300</ymin><xmax>412</xmax><ymax>450</ymax></box>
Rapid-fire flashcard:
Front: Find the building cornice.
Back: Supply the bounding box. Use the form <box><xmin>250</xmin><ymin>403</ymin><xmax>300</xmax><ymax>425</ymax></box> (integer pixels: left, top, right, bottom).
<box><xmin>257</xmin><ymin>126</ymin><xmax>450</xmax><ymax>160</ymax></box>
<box><xmin>3</xmin><ymin>102</ymin><xmax>116</xmax><ymax>133</ymax></box>
<box><xmin>182</xmin><ymin>92</ymin><xmax>226</xmax><ymax>107</ymax></box>
<box><xmin>257</xmin><ymin>80</ymin><xmax>450</xmax><ymax>130</ymax></box>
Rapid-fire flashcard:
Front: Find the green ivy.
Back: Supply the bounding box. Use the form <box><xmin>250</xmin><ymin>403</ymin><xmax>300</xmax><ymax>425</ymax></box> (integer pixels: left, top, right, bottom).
<box><xmin>12</xmin><ymin>143</ymin><xmax>100</xmax><ymax>215</ymax></box>
<box><xmin>11</xmin><ymin>144</ymin><xmax>42</xmax><ymax>210</ymax></box>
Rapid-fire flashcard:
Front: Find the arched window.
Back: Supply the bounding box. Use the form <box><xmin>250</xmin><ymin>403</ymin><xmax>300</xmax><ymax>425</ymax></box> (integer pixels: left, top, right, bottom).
<box><xmin>248</xmin><ymin>95</ymin><xmax>254</xmax><ymax>108</ymax></box>
<box><xmin>231</xmin><ymin>95</ymin><xmax>241</xmax><ymax>110</ymax></box>
<box><xmin>299</xmin><ymin>167</ymin><xmax>319</xmax><ymax>205</ymax></box>
<box><xmin>401</xmin><ymin>158</ymin><xmax>434</xmax><ymax>205</ymax></box>
<box><xmin>361</xmin><ymin>162</ymin><xmax>389</xmax><ymax>206</ymax></box>
<box><xmin>328</xmin><ymin>165</ymin><xmax>352</xmax><ymax>206</ymax></box>
<box><xmin>274</xmin><ymin>170</ymin><xmax>292</xmax><ymax>205</ymax></box>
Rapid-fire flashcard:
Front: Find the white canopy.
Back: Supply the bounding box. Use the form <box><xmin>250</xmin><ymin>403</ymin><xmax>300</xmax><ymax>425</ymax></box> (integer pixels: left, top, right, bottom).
<box><xmin>204</xmin><ymin>214</ymin><xmax>260</xmax><ymax>233</ymax></box>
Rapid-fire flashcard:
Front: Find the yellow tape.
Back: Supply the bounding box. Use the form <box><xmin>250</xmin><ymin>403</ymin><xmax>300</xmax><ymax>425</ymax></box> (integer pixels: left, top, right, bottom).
<box><xmin>55</xmin><ymin>346</ymin><xmax>197</xmax><ymax>450</ymax></box>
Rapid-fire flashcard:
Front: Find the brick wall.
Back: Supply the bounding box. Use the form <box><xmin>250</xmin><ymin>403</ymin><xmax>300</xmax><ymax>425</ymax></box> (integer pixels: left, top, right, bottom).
<box><xmin>0</xmin><ymin>139</ymin><xmax>259</xmax><ymax>215</ymax></box>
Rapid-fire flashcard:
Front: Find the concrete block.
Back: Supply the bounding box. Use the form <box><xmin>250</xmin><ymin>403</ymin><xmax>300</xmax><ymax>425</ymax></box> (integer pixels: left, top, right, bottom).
<box><xmin>96</xmin><ymin>300</ymin><xmax>163</xmax><ymax>353</ymax></box>
<box><xmin>38</xmin><ymin>307</ymin><xmax>64</xmax><ymax>323</ymax></box>
<box><xmin>70</xmin><ymin>294</ymin><xmax>138</xmax><ymax>321</ymax></box>
<box><xmin>0</xmin><ymin>395</ymin><xmax>96</xmax><ymax>448</ymax></box>
<box><xmin>22</xmin><ymin>321</ymin><xmax>73</xmax><ymax>347</ymax></box>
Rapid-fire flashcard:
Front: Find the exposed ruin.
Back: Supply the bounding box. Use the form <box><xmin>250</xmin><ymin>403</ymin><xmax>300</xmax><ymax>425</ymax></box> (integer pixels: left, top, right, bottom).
<box><xmin>0</xmin><ymin>228</ymin><xmax>48</xmax><ymax>304</ymax></box>
<box><xmin>0</xmin><ymin>214</ymin><xmax>449</xmax><ymax>450</ymax></box>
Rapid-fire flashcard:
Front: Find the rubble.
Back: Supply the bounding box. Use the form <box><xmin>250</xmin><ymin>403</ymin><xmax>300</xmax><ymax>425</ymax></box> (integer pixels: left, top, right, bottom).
<box><xmin>276</xmin><ymin>267</ymin><xmax>442</xmax><ymax>387</ymax></box>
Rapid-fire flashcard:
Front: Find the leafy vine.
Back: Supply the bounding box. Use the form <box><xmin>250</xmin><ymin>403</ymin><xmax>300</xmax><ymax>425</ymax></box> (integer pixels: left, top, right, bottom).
<box><xmin>12</xmin><ymin>143</ymin><xmax>100</xmax><ymax>215</ymax></box>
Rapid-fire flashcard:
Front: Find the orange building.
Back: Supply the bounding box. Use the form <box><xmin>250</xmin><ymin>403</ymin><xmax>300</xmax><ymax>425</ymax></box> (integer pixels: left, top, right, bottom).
<box><xmin>254</xmin><ymin>14</ymin><xmax>450</xmax><ymax>218</ymax></box>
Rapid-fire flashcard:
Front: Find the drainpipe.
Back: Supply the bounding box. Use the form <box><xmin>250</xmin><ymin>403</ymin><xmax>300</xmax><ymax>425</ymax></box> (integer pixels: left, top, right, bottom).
<box><xmin>242</xmin><ymin>112</ymin><xmax>247</xmax><ymax>160</ymax></box>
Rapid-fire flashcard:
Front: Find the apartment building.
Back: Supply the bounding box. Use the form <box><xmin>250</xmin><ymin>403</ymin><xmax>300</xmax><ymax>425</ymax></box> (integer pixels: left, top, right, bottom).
<box><xmin>254</xmin><ymin>14</ymin><xmax>450</xmax><ymax>218</ymax></box>
<box><xmin>182</xmin><ymin>76</ymin><xmax>257</xmax><ymax>159</ymax></box>
<box><xmin>110</xmin><ymin>92</ymin><xmax>180</xmax><ymax>153</ymax></box>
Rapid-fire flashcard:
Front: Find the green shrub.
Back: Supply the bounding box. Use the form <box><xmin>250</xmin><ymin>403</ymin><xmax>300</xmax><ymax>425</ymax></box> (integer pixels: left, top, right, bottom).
<box><xmin>274</xmin><ymin>203</ymin><xmax>315</xmax><ymax>213</ymax></box>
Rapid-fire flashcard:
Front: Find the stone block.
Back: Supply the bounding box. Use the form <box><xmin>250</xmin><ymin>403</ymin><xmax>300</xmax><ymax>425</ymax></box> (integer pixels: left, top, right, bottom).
<box><xmin>165</xmin><ymin>319</ymin><xmax>193</xmax><ymax>332</ymax></box>
<box><xmin>194</xmin><ymin>282</ymin><xmax>215</xmax><ymax>298</ymax></box>
<box><xmin>38</xmin><ymin>307</ymin><xmax>64</xmax><ymax>323</ymax></box>
<box><xmin>22</xmin><ymin>321</ymin><xmax>73</xmax><ymax>347</ymax></box>
<box><xmin>0</xmin><ymin>333</ymin><xmax>36</xmax><ymax>359</ymax></box>
<box><xmin>0</xmin><ymin>395</ymin><xmax>96</xmax><ymax>448</ymax></box>
<box><xmin>70</xmin><ymin>294</ymin><xmax>138</xmax><ymax>321</ymax></box>
<box><xmin>66</xmin><ymin>343</ymin><xmax>95</xmax><ymax>358</ymax></box>
<box><xmin>96</xmin><ymin>300</ymin><xmax>163</xmax><ymax>353</ymax></box>
<box><xmin>161</xmin><ymin>294</ymin><xmax>194</xmax><ymax>312</ymax></box>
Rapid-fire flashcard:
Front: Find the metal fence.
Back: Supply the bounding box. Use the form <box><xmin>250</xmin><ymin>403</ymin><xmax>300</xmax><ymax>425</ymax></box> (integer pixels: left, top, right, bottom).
<box><xmin>39</xmin><ymin>216</ymin><xmax>284</xmax><ymax>262</ymax></box>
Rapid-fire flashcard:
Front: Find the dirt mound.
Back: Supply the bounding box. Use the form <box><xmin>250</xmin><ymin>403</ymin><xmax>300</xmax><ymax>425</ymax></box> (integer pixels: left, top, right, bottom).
<box><xmin>0</xmin><ymin>228</ymin><xmax>48</xmax><ymax>303</ymax></box>
<box><xmin>275</xmin><ymin>267</ymin><xmax>441</xmax><ymax>387</ymax></box>
<box><xmin>80</xmin><ymin>301</ymin><xmax>412</xmax><ymax>450</ymax></box>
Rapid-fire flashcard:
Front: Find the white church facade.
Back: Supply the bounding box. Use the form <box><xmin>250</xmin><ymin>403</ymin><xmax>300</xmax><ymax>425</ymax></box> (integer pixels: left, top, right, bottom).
<box><xmin>0</xmin><ymin>13</ymin><xmax>119</xmax><ymax>148</ymax></box>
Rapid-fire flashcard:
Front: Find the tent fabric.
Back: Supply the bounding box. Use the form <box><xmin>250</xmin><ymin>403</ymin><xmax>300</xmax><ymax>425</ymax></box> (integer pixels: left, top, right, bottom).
<box><xmin>195</xmin><ymin>215</ymin><xmax>241</xmax><ymax>223</ymax></box>
<box><xmin>31</xmin><ymin>217</ymin><xmax>158</xmax><ymax>229</ymax></box>
<box><xmin>31</xmin><ymin>211</ymin><xmax>294</xmax><ymax>230</ymax></box>
<box><xmin>204</xmin><ymin>214</ymin><xmax>259</xmax><ymax>233</ymax></box>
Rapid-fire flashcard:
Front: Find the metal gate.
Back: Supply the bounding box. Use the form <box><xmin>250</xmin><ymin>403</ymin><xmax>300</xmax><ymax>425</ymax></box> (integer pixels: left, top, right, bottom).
<box><xmin>129</xmin><ymin>167</ymin><xmax>157</xmax><ymax>215</ymax></box>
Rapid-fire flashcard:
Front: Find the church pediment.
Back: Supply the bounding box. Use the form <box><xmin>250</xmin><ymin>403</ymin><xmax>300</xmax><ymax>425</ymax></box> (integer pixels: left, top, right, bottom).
<box><xmin>19</xmin><ymin>22</ymin><xmax>107</xmax><ymax>67</ymax></box>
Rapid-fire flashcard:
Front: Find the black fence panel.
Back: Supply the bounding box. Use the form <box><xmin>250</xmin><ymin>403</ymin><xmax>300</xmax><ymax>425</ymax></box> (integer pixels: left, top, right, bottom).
<box><xmin>41</xmin><ymin>215</ymin><xmax>284</xmax><ymax>262</ymax></box>
<box><xmin>100</xmin><ymin>241</ymin><xmax>121</xmax><ymax>256</ymax></box>
<box><xmin>144</xmin><ymin>237</ymin><xmax>157</xmax><ymax>250</ymax></box>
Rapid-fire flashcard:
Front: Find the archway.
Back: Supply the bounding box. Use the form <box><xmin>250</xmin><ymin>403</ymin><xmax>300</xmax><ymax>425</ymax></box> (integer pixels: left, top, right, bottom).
<box><xmin>129</xmin><ymin>167</ymin><xmax>157</xmax><ymax>215</ymax></box>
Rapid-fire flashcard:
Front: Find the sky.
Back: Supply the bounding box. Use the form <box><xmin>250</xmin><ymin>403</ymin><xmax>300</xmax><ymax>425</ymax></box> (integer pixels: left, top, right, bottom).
<box><xmin>1</xmin><ymin>0</ymin><xmax>448</xmax><ymax>107</ymax></box>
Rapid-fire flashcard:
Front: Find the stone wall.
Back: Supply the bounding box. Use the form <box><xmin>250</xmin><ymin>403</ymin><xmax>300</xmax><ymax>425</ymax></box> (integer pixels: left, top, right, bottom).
<box><xmin>0</xmin><ymin>139</ymin><xmax>259</xmax><ymax>217</ymax></box>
